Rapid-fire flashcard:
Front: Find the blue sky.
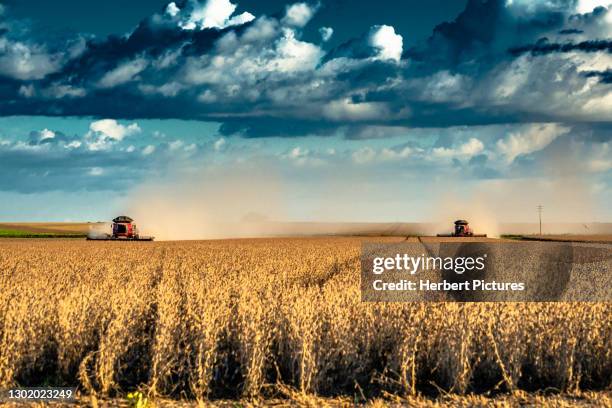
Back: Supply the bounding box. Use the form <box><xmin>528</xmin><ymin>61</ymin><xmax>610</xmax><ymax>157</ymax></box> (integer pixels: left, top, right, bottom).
<box><xmin>0</xmin><ymin>0</ymin><xmax>610</xmax><ymax>222</ymax></box>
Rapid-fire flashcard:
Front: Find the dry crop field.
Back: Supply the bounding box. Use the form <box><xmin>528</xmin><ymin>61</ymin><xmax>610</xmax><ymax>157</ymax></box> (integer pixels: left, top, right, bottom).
<box><xmin>0</xmin><ymin>237</ymin><xmax>610</xmax><ymax>406</ymax></box>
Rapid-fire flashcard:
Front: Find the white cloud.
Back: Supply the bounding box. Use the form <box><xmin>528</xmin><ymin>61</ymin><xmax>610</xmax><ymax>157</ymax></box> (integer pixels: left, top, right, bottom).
<box><xmin>319</xmin><ymin>27</ymin><xmax>333</xmax><ymax>42</ymax></box>
<box><xmin>504</xmin><ymin>0</ymin><xmax>571</xmax><ymax>15</ymax></box>
<box><xmin>87</xmin><ymin>120</ymin><xmax>141</xmax><ymax>151</ymax></box>
<box><xmin>227</xmin><ymin>11</ymin><xmax>256</xmax><ymax>26</ymax></box>
<box><xmin>88</xmin><ymin>167</ymin><xmax>104</xmax><ymax>176</ymax></box>
<box><xmin>432</xmin><ymin>138</ymin><xmax>485</xmax><ymax>159</ymax></box>
<box><xmin>39</xmin><ymin>129</ymin><xmax>56</xmax><ymax>141</ymax></box>
<box><xmin>142</xmin><ymin>145</ymin><xmax>156</xmax><ymax>155</ymax></box>
<box><xmin>169</xmin><ymin>140</ymin><xmax>184</xmax><ymax>151</ymax></box>
<box><xmin>289</xmin><ymin>146</ymin><xmax>305</xmax><ymax>158</ymax></box>
<box><xmin>214</xmin><ymin>137</ymin><xmax>226</xmax><ymax>151</ymax></box>
<box><xmin>581</xmin><ymin>90</ymin><xmax>612</xmax><ymax>118</ymax></box>
<box><xmin>576</xmin><ymin>0</ymin><xmax>611</xmax><ymax>13</ymax></box>
<box><xmin>272</xmin><ymin>29</ymin><xmax>324</xmax><ymax>72</ymax></box>
<box><xmin>283</xmin><ymin>146</ymin><xmax>326</xmax><ymax>166</ymax></box>
<box><xmin>241</xmin><ymin>17</ymin><xmax>279</xmax><ymax>42</ymax></box>
<box><xmin>183</xmin><ymin>24</ymin><xmax>324</xmax><ymax>97</ymax></box>
<box><xmin>42</xmin><ymin>83</ymin><xmax>87</xmax><ymax>99</ymax></box>
<box><xmin>323</xmin><ymin>99</ymin><xmax>391</xmax><ymax>121</ymax></box>
<box><xmin>166</xmin><ymin>2</ymin><xmax>180</xmax><ymax>17</ymax></box>
<box><xmin>380</xmin><ymin>146</ymin><xmax>414</xmax><ymax>160</ymax></box>
<box><xmin>65</xmin><ymin>140</ymin><xmax>82</xmax><ymax>149</ymax></box>
<box><xmin>179</xmin><ymin>0</ymin><xmax>255</xmax><ymax>30</ymax></box>
<box><xmin>419</xmin><ymin>71</ymin><xmax>471</xmax><ymax>103</ymax></box>
<box><xmin>352</xmin><ymin>147</ymin><xmax>377</xmax><ymax>164</ymax></box>
<box><xmin>349</xmin><ymin>144</ymin><xmax>423</xmax><ymax>164</ymax></box>
<box><xmin>19</xmin><ymin>84</ymin><xmax>35</xmax><ymax>98</ymax></box>
<box><xmin>283</xmin><ymin>3</ymin><xmax>317</xmax><ymax>27</ymax></box>
<box><xmin>98</xmin><ymin>58</ymin><xmax>148</xmax><ymax>88</ymax></box>
<box><xmin>496</xmin><ymin>123</ymin><xmax>570</xmax><ymax>163</ymax></box>
<box><xmin>139</xmin><ymin>82</ymin><xmax>184</xmax><ymax>97</ymax></box>
<box><xmin>460</xmin><ymin>138</ymin><xmax>486</xmax><ymax>156</ymax></box>
<box><xmin>368</xmin><ymin>25</ymin><xmax>403</xmax><ymax>63</ymax></box>
<box><xmin>0</xmin><ymin>38</ymin><xmax>62</xmax><ymax>80</ymax></box>
<box><xmin>484</xmin><ymin>53</ymin><xmax>612</xmax><ymax>122</ymax></box>
<box><xmin>198</xmin><ymin>89</ymin><xmax>218</xmax><ymax>103</ymax></box>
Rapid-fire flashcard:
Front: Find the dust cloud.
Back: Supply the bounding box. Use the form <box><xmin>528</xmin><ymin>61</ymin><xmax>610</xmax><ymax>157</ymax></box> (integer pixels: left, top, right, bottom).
<box><xmin>87</xmin><ymin>223</ymin><xmax>111</xmax><ymax>239</ymax></box>
<box><xmin>127</xmin><ymin>166</ymin><xmax>287</xmax><ymax>240</ymax></box>
<box><xmin>426</xmin><ymin>177</ymin><xmax>598</xmax><ymax>238</ymax></box>
<box><xmin>123</xmin><ymin>141</ymin><xmax>604</xmax><ymax>240</ymax></box>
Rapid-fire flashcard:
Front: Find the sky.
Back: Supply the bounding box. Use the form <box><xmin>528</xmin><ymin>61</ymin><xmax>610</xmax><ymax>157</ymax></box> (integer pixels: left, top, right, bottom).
<box><xmin>0</xmin><ymin>0</ymin><xmax>611</xmax><ymax>223</ymax></box>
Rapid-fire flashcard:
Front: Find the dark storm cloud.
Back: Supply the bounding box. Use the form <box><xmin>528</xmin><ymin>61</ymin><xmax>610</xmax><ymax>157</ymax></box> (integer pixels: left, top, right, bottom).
<box><xmin>509</xmin><ymin>39</ymin><xmax>612</xmax><ymax>55</ymax></box>
<box><xmin>404</xmin><ymin>0</ymin><xmax>567</xmax><ymax>70</ymax></box>
<box><xmin>559</xmin><ymin>28</ymin><xmax>584</xmax><ymax>34</ymax></box>
<box><xmin>584</xmin><ymin>69</ymin><xmax>612</xmax><ymax>83</ymax></box>
<box><xmin>218</xmin><ymin>118</ymin><xmax>341</xmax><ymax>138</ymax></box>
<box><xmin>0</xmin><ymin>0</ymin><xmax>611</xmax><ymax>133</ymax></box>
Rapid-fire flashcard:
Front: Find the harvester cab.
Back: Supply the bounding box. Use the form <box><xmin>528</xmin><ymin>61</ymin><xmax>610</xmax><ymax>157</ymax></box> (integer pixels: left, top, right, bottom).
<box><xmin>112</xmin><ymin>216</ymin><xmax>138</xmax><ymax>239</ymax></box>
<box><xmin>437</xmin><ymin>219</ymin><xmax>487</xmax><ymax>237</ymax></box>
<box><xmin>454</xmin><ymin>220</ymin><xmax>472</xmax><ymax>237</ymax></box>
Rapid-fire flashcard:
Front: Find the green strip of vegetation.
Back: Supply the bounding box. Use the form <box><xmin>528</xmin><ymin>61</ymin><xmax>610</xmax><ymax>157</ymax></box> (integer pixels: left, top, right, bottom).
<box><xmin>0</xmin><ymin>229</ymin><xmax>86</xmax><ymax>238</ymax></box>
<box><xmin>500</xmin><ymin>234</ymin><xmax>526</xmax><ymax>240</ymax></box>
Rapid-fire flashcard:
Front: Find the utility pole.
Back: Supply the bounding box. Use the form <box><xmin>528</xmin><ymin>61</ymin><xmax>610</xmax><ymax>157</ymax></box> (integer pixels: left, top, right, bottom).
<box><xmin>537</xmin><ymin>205</ymin><xmax>543</xmax><ymax>235</ymax></box>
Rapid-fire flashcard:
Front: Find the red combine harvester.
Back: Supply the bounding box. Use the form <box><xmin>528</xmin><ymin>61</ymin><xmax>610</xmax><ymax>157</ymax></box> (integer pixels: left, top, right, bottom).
<box><xmin>437</xmin><ymin>220</ymin><xmax>487</xmax><ymax>237</ymax></box>
<box><xmin>87</xmin><ymin>216</ymin><xmax>154</xmax><ymax>241</ymax></box>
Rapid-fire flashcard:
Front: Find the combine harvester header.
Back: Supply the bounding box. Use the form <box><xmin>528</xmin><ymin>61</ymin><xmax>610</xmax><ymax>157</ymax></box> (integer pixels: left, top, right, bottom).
<box><xmin>87</xmin><ymin>216</ymin><xmax>154</xmax><ymax>241</ymax></box>
<box><xmin>437</xmin><ymin>219</ymin><xmax>487</xmax><ymax>237</ymax></box>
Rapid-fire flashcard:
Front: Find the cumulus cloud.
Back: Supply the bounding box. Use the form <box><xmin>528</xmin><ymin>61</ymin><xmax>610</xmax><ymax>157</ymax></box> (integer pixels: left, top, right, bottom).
<box><xmin>89</xmin><ymin>119</ymin><xmax>141</xmax><ymax>141</ymax></box>
<box><xmin>504</xmin><ymin>0</ymin><xmax>572</xmax><ymax>15</ymax></box>
<box><xmin>39</xmin><ymin>129</ymin><xmax>56</xmax><ymax>141</ymax></box>
<box><xmin>177</xmin><ymin>0</ymin><xmax>255</xmax><ymax>30</ymax></box>
<box><xmin>283</xmin><ymin>3</ymin><xmax>318</xmax><ymax>27</ymax></box>
<box><xmin>166</xmin><ymin>2</ymin><xmax>181</xmax><ymax>17</ymax></box>
<box><xmin>86</xmin><ymin>119</ymin><xmax>141</xmax><ymax>150</ymax></box>
<box><xmin>368</xmin><ymin>25</ymin><xmax>403</xmax><ymax>62</ymax></box>
<box><xmin>26</xmin><ymin>128</ymin><xmax>81</xmax><ymax>147</ymax></box>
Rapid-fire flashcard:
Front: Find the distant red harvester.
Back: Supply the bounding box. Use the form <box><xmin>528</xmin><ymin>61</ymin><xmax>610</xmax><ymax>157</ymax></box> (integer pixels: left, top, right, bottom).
<box><xmin>437</xmin><ymin>220</ymin><xmax>487</xmax><ymax>237</ymax></box>
<box><xmin>87</xmin><ymin>216</ymin><xmax>154</xmax><ymax>241</ymax></box>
